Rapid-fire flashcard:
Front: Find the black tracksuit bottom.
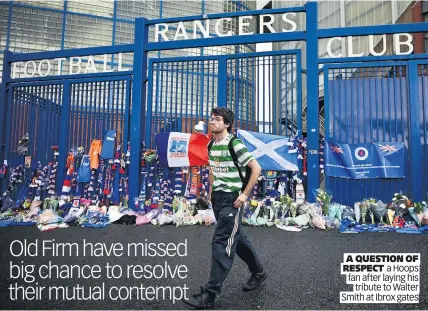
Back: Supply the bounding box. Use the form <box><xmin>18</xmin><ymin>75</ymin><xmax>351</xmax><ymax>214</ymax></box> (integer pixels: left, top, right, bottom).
<box><xmin>204</xmin><ymin>191</ymin><xmax>263</xmax><ymax>296</ymax></box>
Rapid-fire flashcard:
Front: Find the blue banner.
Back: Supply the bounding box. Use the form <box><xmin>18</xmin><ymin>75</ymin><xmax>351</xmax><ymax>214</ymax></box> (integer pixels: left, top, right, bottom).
<box><xmin>324</xmin><ymin>141</ymin><xmax>405</xmax><ymax>179</ymax></box>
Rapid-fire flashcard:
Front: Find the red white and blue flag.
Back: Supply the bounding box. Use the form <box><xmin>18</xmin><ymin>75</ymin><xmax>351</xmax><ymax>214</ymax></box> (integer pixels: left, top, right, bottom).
<box><xmin>155</xmin><ymin>132</ymin><xmax>210</xmax><ymax>167</ymax></box>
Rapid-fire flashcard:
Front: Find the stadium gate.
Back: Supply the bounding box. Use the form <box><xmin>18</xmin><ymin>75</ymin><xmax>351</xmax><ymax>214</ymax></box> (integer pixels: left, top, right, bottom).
<box><xmin>1</xmin><ymin>2</ymin><xmax>427</xmax><ymax>205</ymax></box>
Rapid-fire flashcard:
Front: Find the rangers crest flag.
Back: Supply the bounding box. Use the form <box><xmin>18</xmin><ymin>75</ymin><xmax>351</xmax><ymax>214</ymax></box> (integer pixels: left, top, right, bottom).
<box><xmin>156</xmin><ymin>132</ymin><xmax>210</xmax><ymax>167</ymax></box>
<box><xmin>324</xmin><ymin>140</ymin><xmax>405</xmax><ymax>179</ymax></box>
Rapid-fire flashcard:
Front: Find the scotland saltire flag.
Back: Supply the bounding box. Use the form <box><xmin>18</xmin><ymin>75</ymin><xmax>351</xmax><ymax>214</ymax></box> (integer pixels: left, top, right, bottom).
<box><xmin>156</xmin><ymin>132</ymin><xmax>210</xmax><ymax>167</ymax></box>
<box><xmin>324</xmin><ymin>140</ymin><xmax>405</xmax><ymax>179</ymax></box>
<box><xmin>237</xmin><ymin>129</ymin><xmax>298</xmax><ymax>171</ymax></box>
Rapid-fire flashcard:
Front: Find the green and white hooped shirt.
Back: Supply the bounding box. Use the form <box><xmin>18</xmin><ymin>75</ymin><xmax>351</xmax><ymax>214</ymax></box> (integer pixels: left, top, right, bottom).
<box><xmin>209</xmin><ymin>134</ymin><xmax>254</xmax><ymax>193</ymax></box>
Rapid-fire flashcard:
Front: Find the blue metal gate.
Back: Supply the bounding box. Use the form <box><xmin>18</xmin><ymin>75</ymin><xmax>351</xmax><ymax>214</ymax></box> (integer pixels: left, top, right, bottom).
<box><xmin>323</xmin><ymin>59</ymin><xmax>428</xmax><ymax>205</ymax></box>
<box><xmin>2</xmin><ymin>2</ymin><xmax>428</xmax><ymax>204</ymax></box>
<box><xmin>145</xmin><ymin>50</ymin><xmax>302</xmax><ymax>149</ymax></box>
<box><xmin>2</xmin><ymin>75</ymin><xmax>132</xmax><ymax>193</ymax></box>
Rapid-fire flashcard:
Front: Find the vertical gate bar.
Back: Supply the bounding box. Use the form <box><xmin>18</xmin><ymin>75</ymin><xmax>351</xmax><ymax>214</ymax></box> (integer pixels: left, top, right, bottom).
<box><xmin>268</xmin><ymin>56</ymin><xmax>271</xmax><ymax>133</ymax></box>
<box><xmin>180</xmin><ymin>61</ymin><xmax>184</xmax><ymax>129</ymax></box>
<box><xmin>68</xmin><ymin>84</ymin><xmax>73</xmax><ymax>150</ymax></box>
<box><xmin>408</xmin><ymin>60</ymin><xmax>422</xmax><ymax>201</ymax></box>
<box><xmin>38</xmin><ymin>85</ymin><xmax>45</xmax><ymax>163</ymax></box>
<box><xmin>10</xmin><ymin>87</ymin><xmax>17</xmax><ymax>158</ymax></box>
<box><xmin>157</xmin><ymin>62</ymin><xmax>163</xmax><ymax>136</ymax></box>
<box><xmin>419</xmin><ymin>65</ymin><xmax>428</xmax><ymax>200</ymax></box>
<box><xmin>291</xmin><ymin>56</ymin><xmax>295</xmax><ymax>136</ymax></box>
<box><xmin>53</xmin><ymin>84</ymin><xmax>59</xmax><ymax>160</ymax></box>
<box><xmin>191</xmin><ymin>61</ymin><xmax>195</xmax><ymax>128</ymax></box>
<box><xmin>96</xmin><ymin>82</ymin><xmax>101</xmax><ymax>142</ymax></box>
<box><xmin>129</xmin><ymin>17</ymin><xmax>149</xmax><ymax>203</ymax></box>
<box><xmin>0</xmin><ymin>51</ymin><xmax>12</xmax><ymax>173</ymax></box>
<box><xmin>146</xmin><ymin>61</ymin><xmax>154</xmax><ymax>146</ymax></box>
<box><xmin>168</xmin><ymin>62</ymin><xmax>173</xmax><ymax>133</ymax></box>
<box><xmin>296</xmin><ymin>51</ymin><xmax>302</xmax><ymax>137</ymax></box>
<box><xmin>227</xmin><ymin>58</ymin><xmax>232</xmax><ymax>109</ymax></box>
<box><xmin>155</xmin><ymin>62</ymin><xmax>161</xmax><ymax>137</ymax></box>
<box><xmin>423</xmin><ymin>67</ymin><xmax>428</xmax><ymax>199</ymax></box>
<box><xmin>115</xmin><ymin>80</ymin><xmax>120</xmax><ymax>139</ymax></box>
<box><xmin>124</xmin><ymin>78</ymin><xmax>131</xmax><ymax>149</ymax></box>
<box><xmin>323</xmin><ymin>66</ymin><xmax>330</xmax><ymax>192</ymax></box>
<box><xmin>272</xmin><ymin>56</ymin><xmax>276</xmax><ymax>134</ymax></box>
<box><xmin>4</xmin><ymin>87</ymin><xmax>13</xmax><ymax>170</ymax></box>
<box><xmin>246</xmin><ymin>57</ymin><xmax>249</xmax><ymax>131</ymax></box>
<box><xmin>96</xmin><ymin>82</ymin><xmax>101</xmax><ymax>141</ymax></box>
<box><xmin>57</xmin><ymin>81</ymin><xmax>70</xmax><ymax>195</ymax></box>
<box><xmin>84</xmin><ymin>82</ymin><xmax>90</xmax><ymax>149</ymax></box>
<box><xmin>81</xmin><ymin>82</ymin><xmax>87</xmax><ymax>149</ymax></box>
<box><xmin>184</xmin><ymin>61</ymin><xmax>190</xmax><ymax>131</ymax></box>
<box><xmin>44</xmin><ymin>85</ymin><xmax>51</xmax><ymax>163</ymax></box>
<box><xmin>120</xmin><ymin>80</ymin><xmax>125</xmax><ymax>146</ymax></box>
<box><xmin>206</xmin><ymin>60</ymin><xmax>210</xmax><ymax>125</ymax></box>
<box><xmin>73</xmin><ymin>83</ymin><xmax>77</xmax><ymax>151</ymax></box>
<box><xmin>284</xmin><ymin>56</ymin><xmax>288</xmax><ymax>136</ymax></box>
<box><xmin>175</xmin><ymin>62</ymin><xmax>179</xmax><ymax>131</ymax></box>
<box><xmin>51</xmin><ymin>85</ymin><xmax>57</xmax><ymax>160</ymax></box>
<box><xmin>306</xmin><ymin>1</ymin><xmax>319</xmax><ymax>202</ymax></box>
<box><xmin>106</xmin><ymin>81</ymin><xmax>111</xmax><ymax>138</ymax></box>
<box><xmin>401</xmin><ymin>65</ymin><xmax>408</xmax><ymax>195</ymax></box>
<box><xmin>84</xmin><ymin>83</ymin><xmax>90</xmax><ymax>150</ymax></box>
<box><xmin>235</xmin><ymin>58</ymin><xmax>239</xmax><ymax>119</ymax></box>
<box><xmin>256</xmin><ymin>57</ymin><xmax>260</xmax><ymax>132</ymax></box>
<box><xmin>261</xmin><ymin>57</ymin><xmax>265</xmax><ymax>133</ymax></box>
<box><xmin>16</xmin><ymin>87</ymin><xmax>24</xmax><ymax>152</ymax></box>
<box><xmin>29</xmin><ymin>86</ymin><xmax>37</xmax><ymax>159</ymax></box>
<box><xmin>78</xmin><ymin>83</ymin><xmax>84</xmax><ymax>149</ymax></box>
<box><xmin>116</xmin><ymin>80</ymin><xmax>121</xmax><ymax>139</ymax></box>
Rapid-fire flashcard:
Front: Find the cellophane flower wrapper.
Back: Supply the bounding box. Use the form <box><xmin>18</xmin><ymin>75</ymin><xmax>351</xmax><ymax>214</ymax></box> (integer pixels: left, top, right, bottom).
<box><xmin>202</xmin><ymin>209</ymin><xmax>216</xmax><ymax>226</ymax></box>
<box><xmin>328</xmin><ymin>203</ymin><xmax>340</xmax><ymax>219</ymax></box>
<box><xmin>323</xmin><ymin>216</ymin><xmax>337</xmax><ymax>229</ymax></box>
<box><xmin>271</xmin><ymin>201</ymin><xmax>282</xmax><ymax>221</ymax></box>
<box><xmin>353</xmin><ymin>203</ymin><xmax>361</xmax><ymax>222</ymax></box>
<box><xmin>407</xmin><ymin>207</ymin><xmax>420</xmax><ymax>225</ymax></box>
<box><xmin>369</xmin><ymin>201</ymin><xmax>387</xmax><ymax>223</ymax></box>
<box><xmin>287</xmin><ymin>214</ymin><xmax>310</xmax><ymax>227</ymax></box>
<box><xmin>290</xmin><ymin>203</ymin><xmax>298</xmax><ymax>218</ymax></box>
<box><xmin>387</xmin><ymin>209</ymin><xmax>395</xmax><ymax>225</ymax></box>
<box><xmin>280</xmin><ymin>204</ymin><xmax>290</xmax><ymax>219</ymax></box>
<box><xmin>310</xmin><ymin>214</ymin><xmax>326</xmax><ymax>230</ymax></box>
<box><xmin>297</xmin><ymin>203</ymin><xmax>310</xmax><ymax>216</ymax></box>
<box><xmin>360</xmin><ymin>203</ymin><xmax>368</xmax><ymax>223</ymax></box>
<box><xmin>368</xmin><ymin>210</ymin><xmax>375</xmax><ymax>224</ymax></box>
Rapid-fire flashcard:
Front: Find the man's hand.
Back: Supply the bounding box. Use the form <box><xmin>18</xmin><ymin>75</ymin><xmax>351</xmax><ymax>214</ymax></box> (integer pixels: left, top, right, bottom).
<box><xmin>234</xmin><ymin>193</ymin><xmax>248</xmax><ymax>208</ymax></box>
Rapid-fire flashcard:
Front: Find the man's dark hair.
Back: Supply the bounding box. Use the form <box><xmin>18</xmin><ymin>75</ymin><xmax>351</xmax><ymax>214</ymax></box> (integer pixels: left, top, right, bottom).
<box><xmin>211</xmin><ymin>107</ymin><xmax>234</xmax><ymax>133</ymax></box>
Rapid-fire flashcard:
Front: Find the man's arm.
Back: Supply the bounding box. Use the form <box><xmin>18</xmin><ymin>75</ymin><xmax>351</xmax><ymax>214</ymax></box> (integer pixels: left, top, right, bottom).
<box><xmin>242</xmin><ymin>159</ymin><xmax>261</xmax><ymax>197</ymax></box>
<box><xmin>233</xmin><ymin>159</ymin><xmax>261</xmax><ymax>208</ymax></box>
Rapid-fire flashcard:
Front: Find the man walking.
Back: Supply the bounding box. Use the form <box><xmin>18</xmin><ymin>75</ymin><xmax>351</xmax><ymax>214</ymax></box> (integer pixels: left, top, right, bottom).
<box><xmin>183</xmin><ymin>107</ymin><xmax>266</xmax><ymax>309</ymax></box>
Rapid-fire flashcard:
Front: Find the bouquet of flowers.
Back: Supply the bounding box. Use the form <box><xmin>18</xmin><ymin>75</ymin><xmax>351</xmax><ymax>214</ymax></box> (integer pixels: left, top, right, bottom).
<box><xmin>314</xmin><ymin>189</ymin><xmax>332</xmax><ymax>216</ymax></box>
<box><xmin>369</xmin><ymin>200</ymin><xmax>387</xmax><ymax>223</ymax></box>
<box><xmin>290</xmin><ymin>202</ymin><xmax>298</xmax><ymax>218</ymax></box>
<box><xmin>359</xmin><ymin>201</ymin><xmax>368</xmax><ymax>224</ymax></box>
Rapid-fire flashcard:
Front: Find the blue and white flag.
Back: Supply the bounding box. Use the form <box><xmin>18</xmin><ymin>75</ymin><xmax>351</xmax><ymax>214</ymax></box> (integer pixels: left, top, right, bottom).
<box><xmin>324</xmin><ymin>140</ymin><xmax>405</xmax><ymax>179</ymax></box>
<box><xmin>237</xmin><ymin>129</ymin><xmax>298</xmax><ymax>171</ymax></box>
